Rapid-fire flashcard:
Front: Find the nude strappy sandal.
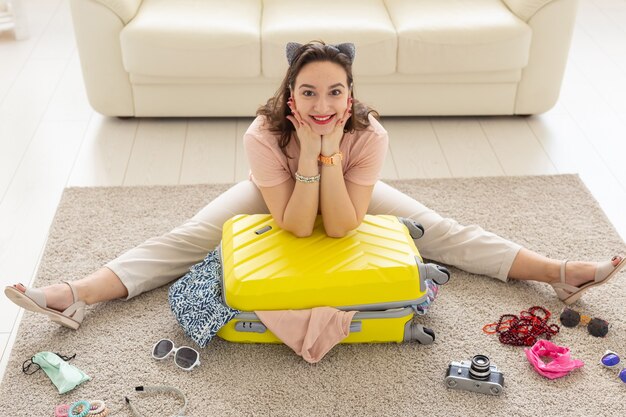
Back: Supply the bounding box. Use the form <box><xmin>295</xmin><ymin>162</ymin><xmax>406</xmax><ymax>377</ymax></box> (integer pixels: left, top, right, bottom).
<box><xmin>551</xmin><ymin>256</ymin><xmax>626</xmax><ymax>305</ymax></box>
<box><xmin>4</xmin><ymin>281</ymin><xmax>85</xmax><ymax>330</ymax></box>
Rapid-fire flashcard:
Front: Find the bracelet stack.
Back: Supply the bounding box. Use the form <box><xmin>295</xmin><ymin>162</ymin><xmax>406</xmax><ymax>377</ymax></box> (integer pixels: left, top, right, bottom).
<box><xmin>68</xmin><ymin>401</ymin><xmax>91</xmax><ymax>417</ymax></box>
<box><xmin>295</xmin><ymin>172</ymin><xmax>320</xmax><ymax>183</ymax></box>
<box><xmin>88</xmin><ymin>400</ymin><xmax>108</xmax><ymax>417</ymax></box>
<box><xmin>57</xmin><ymin>400</ymin><xmax>108</xmax><ymax>417</ymax></box>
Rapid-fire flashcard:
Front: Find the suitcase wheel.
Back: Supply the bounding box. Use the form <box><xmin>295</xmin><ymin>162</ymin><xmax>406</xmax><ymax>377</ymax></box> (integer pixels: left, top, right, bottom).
<box><xmin>418</xmin><ymin>263</ymin><xmax>451</xmax><ymax>286</ymax></box>
<box><xmin>409</xmin><ymin>323</ymin><xmax>435</xmax><ymax>345</ymax></box>
<box><xmin>423</xmin><ymin>327</ymin><xmax>435</xmax><ymax>342</ymax></box>
<box><xmin>398</xmin><ymin>217</ymin><xmax>424</xmax><ymax>240</ymax></box>
<box><xmin>432</xmin><ymin>265</ymin><xmax>450</xmax><ymax>285</ymax></box>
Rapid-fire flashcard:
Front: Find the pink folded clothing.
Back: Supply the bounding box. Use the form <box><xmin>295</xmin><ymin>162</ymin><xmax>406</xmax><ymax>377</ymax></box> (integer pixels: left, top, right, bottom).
<box><xmin>524</xmin><ymin>339</ymin><xmax>584</xmax><ymax>379</ymax></box>
<box><xmin>256</xmin><ymin>307</ymin><xmax>357</xmax><ymax>364</ymax></box>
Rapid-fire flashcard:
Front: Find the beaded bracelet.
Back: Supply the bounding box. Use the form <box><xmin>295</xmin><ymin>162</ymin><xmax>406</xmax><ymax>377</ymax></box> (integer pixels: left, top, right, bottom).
<box><xmin>55</xmin><ymin>404</ymin><xmax>70</xmax><ymax>417</ymax></box>
<box><xmin>483</xmin><ymin>306</ymin><xmax>559</xmax><ymax>347</ymax></box>
<box><xmin>90</xmin><ymin>407</ymin><xmax>109</xmax><ymax>417</ymax></box>
<box><xmin>69</xmin><ymin>400</ymin><xmax>91</xmax><ymax>417</ymax></box>
<box><xmin>295</xmin><ymin>172</ymin><xmax>320</xmax><ymax>183</ymax></box>
<box><xmin>56</xmin><ymin>402</ymin><xmax>105</xmax><ymax>417</ymax></box>
<box><xmin>88</xmin><ymin>400</ymin><xmax>106</xmax><ymax>415</ymax></box>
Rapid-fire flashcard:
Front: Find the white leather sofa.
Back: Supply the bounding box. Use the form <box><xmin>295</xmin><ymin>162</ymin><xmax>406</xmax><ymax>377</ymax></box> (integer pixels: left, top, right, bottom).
<box><xmin>69</xmin><ymin>0</ymin><xmax>579</xmax><ymax>117</ymax></box>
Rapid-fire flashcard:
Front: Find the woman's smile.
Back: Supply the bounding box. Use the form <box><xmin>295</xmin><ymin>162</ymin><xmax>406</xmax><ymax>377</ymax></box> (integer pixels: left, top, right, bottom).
<box><xmin>310</xmin><ymin>114</ymin><xmax>335</xmax><ymax>125</ymax></box>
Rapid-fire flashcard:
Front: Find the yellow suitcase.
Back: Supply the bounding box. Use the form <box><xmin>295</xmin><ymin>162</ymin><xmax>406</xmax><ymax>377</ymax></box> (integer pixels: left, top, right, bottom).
<box><xmin>216</xmin><ymin>214</ymin><xmax>449</xmax><ymax>345</ymax></box>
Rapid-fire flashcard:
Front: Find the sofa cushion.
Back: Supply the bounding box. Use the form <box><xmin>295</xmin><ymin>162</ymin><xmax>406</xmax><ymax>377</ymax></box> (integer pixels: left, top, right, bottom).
<box><xmin>120</xmin><ymin>0</ymin><xmax>262</xmax><ymax>78</ymax></box>
<box><xmin>262</xmin><ymin>0</ymin><xmax>397</xmax><ymax>78</ymax></box>
<box><xmin>384</xmin><ymin>0</ymin><xmax>532</xmax><ymax>74</ymax></box>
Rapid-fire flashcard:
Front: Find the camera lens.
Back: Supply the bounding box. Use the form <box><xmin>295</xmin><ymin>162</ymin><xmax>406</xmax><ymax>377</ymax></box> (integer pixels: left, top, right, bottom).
<box><xmin>469</xmin><ymin>355</ymin><xmax>492</xmax><ymax>380</ymax></box>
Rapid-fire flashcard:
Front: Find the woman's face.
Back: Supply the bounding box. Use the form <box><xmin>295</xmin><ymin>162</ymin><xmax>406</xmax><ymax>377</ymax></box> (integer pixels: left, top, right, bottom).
<box><xmin>292</xmin><ymin>61</ymin><xmax>351</xmax><ymax>136</ymax></box>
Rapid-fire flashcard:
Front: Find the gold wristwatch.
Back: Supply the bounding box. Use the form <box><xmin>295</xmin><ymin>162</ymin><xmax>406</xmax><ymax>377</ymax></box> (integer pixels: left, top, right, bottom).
<box><xmin>318</xmin><ymin>151</ymin><xmax>343</xmax><ymax>166</ymax></box>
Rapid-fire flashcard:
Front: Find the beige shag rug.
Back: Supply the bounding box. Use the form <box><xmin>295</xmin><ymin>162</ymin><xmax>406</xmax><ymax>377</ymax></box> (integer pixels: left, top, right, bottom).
<box><xmin>1</xmin><ymin>175</ymin><xmax>625</xmax><ymax>417</ymax></box>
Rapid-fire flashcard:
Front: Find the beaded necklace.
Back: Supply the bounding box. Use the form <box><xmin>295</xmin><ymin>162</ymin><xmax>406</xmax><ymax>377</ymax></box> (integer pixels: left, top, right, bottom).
<box><xmin>483</xmin><ymin>306</ymin><xmax>560</xmax><ymax>346</ymax></box>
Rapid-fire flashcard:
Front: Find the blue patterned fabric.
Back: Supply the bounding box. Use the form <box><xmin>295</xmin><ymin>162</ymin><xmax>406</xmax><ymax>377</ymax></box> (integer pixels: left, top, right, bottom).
<box><xmin>414</xmin><ymin>279</ymin><xmax>439</xmax><ymax>315</ymax></box>
<box><xmin>168</xmin><ymin>249</ymin><xmax>240</xmax><ymax>348</ymax></box>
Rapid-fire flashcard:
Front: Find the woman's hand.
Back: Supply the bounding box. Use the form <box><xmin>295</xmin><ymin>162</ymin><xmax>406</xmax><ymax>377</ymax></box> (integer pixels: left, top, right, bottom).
<box><xmin>287</xmin><ymin>97</ymin><xmax>321</xmax><ymax>159</ymax></box>
<box><xmin>321</xmin><ymin>98</ymin><xmax>352</xmax><ymax>156</ymax></box>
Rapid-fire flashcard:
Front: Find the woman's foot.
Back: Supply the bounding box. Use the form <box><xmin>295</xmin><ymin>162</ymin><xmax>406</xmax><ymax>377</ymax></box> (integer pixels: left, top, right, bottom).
<box><xmin>553</xmin><ymin>256</ymin><xmax>623</xmax><ymax>287</ymax></box>
<box><xmin>551</xmin><ymin>256</ymin><xmax>625</xmax><ymax>304</ymax></box>
<box><xmin>4</xmin><ymin>282</ymin><xmax>86</xmax><ymax>329</ymax></box>
<box><xmin>13</xmin><ymin>283</ymin><xmax>74</xmax><ymax>312</ymax></box>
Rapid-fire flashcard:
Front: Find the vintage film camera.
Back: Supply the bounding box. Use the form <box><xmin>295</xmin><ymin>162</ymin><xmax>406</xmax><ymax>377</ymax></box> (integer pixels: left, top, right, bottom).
<box><xmin>445</xmin><ymin>354</ymin><xmax>504</xmax><ymax>396</ymax></box>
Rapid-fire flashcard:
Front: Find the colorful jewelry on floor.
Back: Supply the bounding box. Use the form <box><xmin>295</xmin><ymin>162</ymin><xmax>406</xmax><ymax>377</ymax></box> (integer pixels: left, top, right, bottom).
<box><xmin>68</xmin><ymin>400</ymin><xmax>91</xmax><ymax>417</ymax></box>
<box><xmin>483</xmin><ymin>306</ymin><xmax>560</xmax><ymax>346</ymax></box>
<box><xmin>56</xmin><ymin>400</ymin><xmax>108</xmax><ymax>417</ymax></box>
<box><xmin>88</xmin><ymin>400</ymin><xmax>106</xmax><ymax>415</ymax></box>
<box><xmin>89</xmin><ymin>407</ymin><xmax>109</xmax><ymax>417</ymax></box>
<box><xmin>55</xmin><ymin>404</ymin><xmax>70</xmax><ymax>417</ymax></box>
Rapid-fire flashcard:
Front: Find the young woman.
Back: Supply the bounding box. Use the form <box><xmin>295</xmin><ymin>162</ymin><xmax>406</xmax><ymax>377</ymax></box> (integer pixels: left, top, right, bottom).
<box><xmin>5</xmin><ymin>41</ymin><xmax>624</xmax><ymax>330</ymax></box>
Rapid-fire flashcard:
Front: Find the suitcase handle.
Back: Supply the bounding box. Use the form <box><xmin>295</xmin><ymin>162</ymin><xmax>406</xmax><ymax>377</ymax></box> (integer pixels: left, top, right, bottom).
<box><xmin>234</xmin><ymin>321</ymin><xmax>363</xmax><ymax>333</ymax></box>
<box><xmin>254</xmin><ymin>225</ymin><xmax>272</xmax><ymax>235</ymax></box>
<box><xmin>235</xmin><ymin>321</ymin><xmax>267</xmax><ymax>333</ymax></box>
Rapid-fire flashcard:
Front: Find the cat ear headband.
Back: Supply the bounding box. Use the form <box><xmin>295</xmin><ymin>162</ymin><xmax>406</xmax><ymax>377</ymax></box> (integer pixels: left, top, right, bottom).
<box><xmin>285</xmin><ymin>42</ymin><xmax>356</xmax><ymax>66</ymax></box>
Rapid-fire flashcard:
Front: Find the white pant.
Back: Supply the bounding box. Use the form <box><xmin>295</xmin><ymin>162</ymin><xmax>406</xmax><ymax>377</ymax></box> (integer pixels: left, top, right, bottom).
<box><xmin>107</xmin><ymin>181</ymin><xmax>521</xmax><ymax>299</ymax></box>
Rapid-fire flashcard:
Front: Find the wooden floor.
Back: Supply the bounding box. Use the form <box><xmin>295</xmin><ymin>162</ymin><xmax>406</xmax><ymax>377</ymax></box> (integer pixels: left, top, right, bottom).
<box><xmin>1</xmin><ymin>0</ymin><xmax>626</xmax><ymax>381</ymax></box>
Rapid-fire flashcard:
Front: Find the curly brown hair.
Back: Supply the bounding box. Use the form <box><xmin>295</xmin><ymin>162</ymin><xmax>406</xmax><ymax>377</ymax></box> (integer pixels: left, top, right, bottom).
<box><xmin>256</xmin><ymin>41</ymin><xmax>380</xmax><ymax>158</ymax></box>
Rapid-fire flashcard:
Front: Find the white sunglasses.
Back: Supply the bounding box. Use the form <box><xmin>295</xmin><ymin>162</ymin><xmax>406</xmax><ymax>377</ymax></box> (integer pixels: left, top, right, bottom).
<box><xmin>151</xmin><ymin>339</ymin><xmax>200</xmax><ymax>371</ymax></box>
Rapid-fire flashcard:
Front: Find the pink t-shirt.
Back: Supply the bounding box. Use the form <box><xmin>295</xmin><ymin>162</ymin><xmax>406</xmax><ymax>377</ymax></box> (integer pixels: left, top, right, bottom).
<box><xmin>243</xmin><ymin>114</ymin><xmax>389</xmax><ymax>188</ymax></box>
